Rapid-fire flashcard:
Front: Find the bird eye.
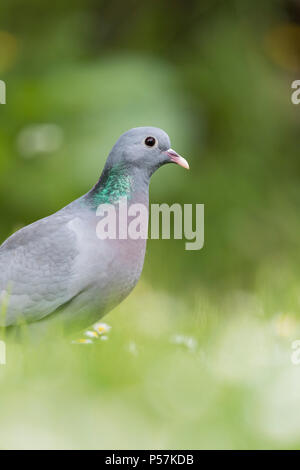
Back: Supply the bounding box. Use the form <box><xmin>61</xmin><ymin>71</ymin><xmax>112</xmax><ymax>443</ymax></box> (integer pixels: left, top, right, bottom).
<box><xmin>144</xmin><ymin>136</ymin><xmax>156</xmax><ymax>147</ymax></box>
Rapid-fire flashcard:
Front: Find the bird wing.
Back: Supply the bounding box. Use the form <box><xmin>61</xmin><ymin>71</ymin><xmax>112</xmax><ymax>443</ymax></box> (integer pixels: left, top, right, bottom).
<box><xmin>0</xmin><ymin>211</ymin><xmax>81</xmax><ymax>326</ymax></box>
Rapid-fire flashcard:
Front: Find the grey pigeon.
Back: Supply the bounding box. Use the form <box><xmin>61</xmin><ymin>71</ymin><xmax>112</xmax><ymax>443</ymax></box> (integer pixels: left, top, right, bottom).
<box><xmin>0</xmin><ymin>127</ymin><xmax>189</xmax><ymax>333</ymax></box>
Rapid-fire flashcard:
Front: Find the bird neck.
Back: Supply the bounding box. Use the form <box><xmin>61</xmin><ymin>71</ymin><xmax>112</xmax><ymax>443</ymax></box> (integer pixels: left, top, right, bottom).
<box><xmin>85</xmin><ymin>163</ymin><xmax>150</xmax><ymax>210</ymax></box>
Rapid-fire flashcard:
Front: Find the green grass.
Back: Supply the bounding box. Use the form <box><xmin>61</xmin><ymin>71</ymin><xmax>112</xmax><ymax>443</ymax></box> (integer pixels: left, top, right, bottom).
<box><xmin>1</xmin><ymin>279</ymin><xmax>300</xmax><ymax>450</ymax></box>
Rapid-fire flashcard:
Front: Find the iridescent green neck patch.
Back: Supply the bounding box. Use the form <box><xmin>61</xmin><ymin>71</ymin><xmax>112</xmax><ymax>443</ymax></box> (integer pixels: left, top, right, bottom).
<box><xmin>86</xmin><ymin>164</ymin><xmax>133</xmax><ymax>210</ymax></box>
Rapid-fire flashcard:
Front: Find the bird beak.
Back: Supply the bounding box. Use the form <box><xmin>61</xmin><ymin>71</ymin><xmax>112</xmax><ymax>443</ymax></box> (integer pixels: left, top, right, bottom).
<box><xmin>165</xmin><ymin>148</ymin><xmax>190</xmax><ymax>170</ymax></box>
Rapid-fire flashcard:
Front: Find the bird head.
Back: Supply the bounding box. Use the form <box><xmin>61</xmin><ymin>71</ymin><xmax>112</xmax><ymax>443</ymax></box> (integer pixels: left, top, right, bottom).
<box><xmin>106</xmin><ymin>127</ymin><xmax>189</xmax><ymax>177</ymax></box>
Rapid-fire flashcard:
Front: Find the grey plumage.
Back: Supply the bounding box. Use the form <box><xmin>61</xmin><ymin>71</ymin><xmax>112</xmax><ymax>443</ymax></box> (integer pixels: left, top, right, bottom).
<box><xmin>0</xmin><ymin>127</ymin><xmax>188</xmax><ymax>332</ymax></box>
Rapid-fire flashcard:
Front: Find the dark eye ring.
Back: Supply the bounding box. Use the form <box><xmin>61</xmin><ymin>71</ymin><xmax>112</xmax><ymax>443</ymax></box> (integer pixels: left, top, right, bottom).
<box><xmin>144</xmin><ymin>136</ymin><xmax>156</xmax><ymax>147</ymax></box>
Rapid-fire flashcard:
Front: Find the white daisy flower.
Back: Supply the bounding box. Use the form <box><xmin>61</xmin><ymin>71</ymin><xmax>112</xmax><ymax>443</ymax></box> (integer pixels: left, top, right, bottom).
<box><xmin>93</xmin><ymin>322</ymin><xmax>111</xmax><ymax>335</ymax></box>
<box><xmin>72</xmin><ymin>338</ymin><xmax>93</xmax><ymax>345</ymax></box>
<box><xmin>85</xmin><ymin>330</ymin><xmax>99</xmax><ymax>338</ymax></box>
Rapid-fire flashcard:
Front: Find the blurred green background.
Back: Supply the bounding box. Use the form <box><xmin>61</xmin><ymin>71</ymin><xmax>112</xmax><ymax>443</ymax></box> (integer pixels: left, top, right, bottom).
<box><xmin>1</xmin><ymin>0</ymin><xmax>300</xmax><ymax>450</ymax></box>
